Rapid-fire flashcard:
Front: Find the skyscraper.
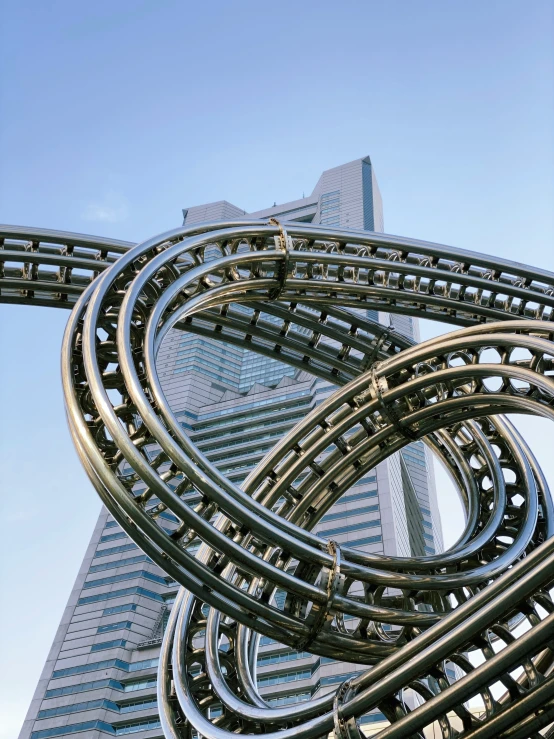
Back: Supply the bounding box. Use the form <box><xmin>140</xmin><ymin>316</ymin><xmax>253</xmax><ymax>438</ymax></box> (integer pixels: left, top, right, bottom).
<box><xmin>19</xmin><ymin>157</ymin><xmax>443</xmax><ymax>739</ymax></box>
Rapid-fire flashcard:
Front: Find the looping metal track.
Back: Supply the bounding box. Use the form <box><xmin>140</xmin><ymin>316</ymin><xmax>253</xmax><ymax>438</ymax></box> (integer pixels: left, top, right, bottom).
<box><xmin>2</xmin><ymin>221</ymin><xmax>554</xmax><ymax>739</ymax></box>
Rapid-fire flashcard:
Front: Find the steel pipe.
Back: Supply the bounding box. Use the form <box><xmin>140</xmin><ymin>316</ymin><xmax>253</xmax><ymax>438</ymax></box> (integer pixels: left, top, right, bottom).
<box><xmin>2</xmin><ymin>221</ymin><xmax>553</xmax><ymax>739</ymax></box>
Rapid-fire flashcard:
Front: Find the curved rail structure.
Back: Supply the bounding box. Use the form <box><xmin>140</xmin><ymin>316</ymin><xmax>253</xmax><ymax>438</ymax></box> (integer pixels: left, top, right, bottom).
<box><xmin>2</xmin><ymin>221</ymin><xmax>554</xmax><ymax>739</ymax></box>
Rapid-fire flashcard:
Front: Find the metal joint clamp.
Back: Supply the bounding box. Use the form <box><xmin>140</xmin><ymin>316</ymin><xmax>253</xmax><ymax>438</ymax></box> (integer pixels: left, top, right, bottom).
<box><xmin>333</xmin><ymin>678</ymin><xmax>362</xmax><ymax>739</ymax></box>
<box><xmin>268</xmin><ymin>218</ymin><xmax>291</xmax><ymax>300</ymax></box>
<box><xmin>362</xmin><ymin>327</ymin><xmax>393</xmax><ymax>370</ymax></box>
<box><xmin>370</xmin><ymin>364</ymin><xmax>418</xmax><ymax>441</ymax></box>
<box><xmin>298</xmin><ymin>539</ymin><xmax>342</xmax><ymax>651</ymax></box>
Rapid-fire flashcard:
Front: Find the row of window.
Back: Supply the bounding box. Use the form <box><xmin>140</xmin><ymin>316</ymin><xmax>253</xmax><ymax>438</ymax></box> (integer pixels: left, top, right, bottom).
<box><xmin>198</xmin><ymin>429</ymin><xmax>283</xmax><ymax>453</ymax></box>
<box><xmin>239</xmin><ymin>366</ymin><xmax>289</xmax><ymax>379</ymax></box>
<box><xmin>193</xmin><ymin>399</ymin><xmax>313</xmax><ymax>433</ymax></box>
<box><xmin>52</xmin><ymin>657</ymin><xmax>158</xmax><ymax>679</ymax></box>
<box><xmin>318</xmin><ymin>517</ymin><xmax>380</xmax><ymax>538</ymax></box>
<box><xmin>174</xmin><ymin>363</ymin><xmax>238</xmax><ymax>384</ymax></box>
<box><xmin>104</xmin><ymin>603</ymin><xmax>137</xmax><ymax>617</ymax></box>
<box><xmin>337</xmin><ymin>489</ymin><xmax>377</xmax><ymax>506</ymax></box>
<box><xmin>238</xmin><ymin>362</ymin><xmax>296</xmax><ymax>377</ymax></box>
<box><xmin>91</xmin><ymin>638</ymin><xmax>126</xmax><ymax>653</ymax></box>
<box><xmin>319</xmin><ymin>503</ymin><xmax>379</xmax><ymax>524</ymax></box>
<box><xmin>95</xmin><ymin>542</ymin><xmax>138</xmax><ymax>558</ymax></box>
<box><xmin>97</xmin><ymin>620</ymin><xmax>133</xmax><ymax>634</ymax></box>
<box><xmin>156</xmin><ymin>509</ymin><xmax>180</xmax><ymax>523</ymax></box>
<box><xmin>31</xmin><ymin>718</ymin><xmax>161</xmax><ymax>739</ymax></box>
<box><xmin>31</xmin><ymin>721</ymin><xmax>113</xmax><ymax>739</ymax></box>
<box><xmin>78</xmin><ymin>585</ymin><xmax>164</xmax><ymax>607</ymax></box>
<box><xmin>401</xmin><ymin>452</ymin><xmax>427</xmax><ymax>468</ymax></box>
<box><xmin>45</xmin><ymin>675</ymin><xmax>155</xmax><ymax>700</ymax></box>
<box><xmin>116</xmin><ymin>718</ymin><xmax>161</xmax><ymax>735</ymax></box>
<box><xmin>178</xmin><ymin>337</ymin><xmax>242</xmax><ymax>360</ymax></box>
<box><xmin>174</xmin><ymin>354</ymin><xmax>241</xmax><ymax>378</ymax></box>
<box><xmin>320</xmin><ymin>190</ymin><xmax>340</xmax><ymax>202</ymax></box>
<box><xmin>319</xmin><ymin>669</ymin><xmax>364</xmax><ymax>687</ymax></box>
<box><xmin>219</xmin><ymin>461</ymin><xmax>257</xmax><ymax>475</ymax></box>
<box><xmin>123</xmin><ymin>677</ymin><xmax>157</xmax><ymax>692</ymax></box>
<box><xmin>267</xmin><ymin>691</ymin><xmax>311</xmax><ymax>707</ymax></box>
<box><xmin>193</xmin><ymin>411</ymin><xmax>305</xmax><ymax>444</ymax></box>
<box><xmin>177</xmin><ymin>343</ymin><xmax>242</xmax><ymax>368</ymax></box>
<box><xmin>238</xmin><ymin>369</ymin><xmax>295</xmax><ymax>385</ymax></box>
<box><xmin>259</xmin><ymin>636</ymin><xmax>277</xmax><ymax>646</ymax></box>
<box><xmin>209</xmin><ymin>442</ymin><xmax>273</xmax><ymax>464</ymax></box>
<box><xmin>45</xmin><ymin>679</ymin><xmax>122</xmax><ymax>699</ymax></box>
<box><xmin>257</xmin><ymin>649</ymin><xmax>311</xmax><ymax>667</ymax></box>
<box><xmin>38</xmin><ymin>699</ymin><xmax>117</xmax><ymax>719</ymax></box>
<box><xmin>84</xmin><ymin>568</ymin><xmax>167</xmax><ymax>590</ymax></box>
<box><xmin>320</xmin><ymin>201</ymin><xmax>339</xmax><ymax>213</ymax></box>
<box><xmin>100</xmin><ymin>531</ymin><xmax>128</xmax><ymax>543</ymax></box>
<box><xmin>174</xmin><ymin>352</ymin><xmax>241</xmax><ymax>378</ymax></box>
<box><xmin>353</xmin><ymin>474</ymin><xmax>378</xmax><ymax>487</ymax></box>
<box><xmin>195</xmin><ymin>399</ymin><xmax>312</xmax><ymax>433</ymax></box>
<box><xmin>258</xmin><ymin>667</ymin><xmax>311</xmax><ymax>687</ymax></box>
<box><xmin>359</xmin><ymin>712</ymin><xmax>387</xmax><ymax>725</ymax></box>
<box><xmin>197</xmin><ymin>389</ymin><xmax>311</xmax><ymax>421</ymax></box>
<box><xmin>119</xmin><ymin>697</ymin><xmax>157</xmax><ymax>713</ymax></box>
<box><xmin>38</xmin><ymin>697</ymin><xmax>158</xmax><ymax>720</ymax></box>
<box><xmin>89</xmin><ymin>554</ymin><xmax>151</xmax><ymax>574</ymax></box>
<box><xmin>343</xmin><ymin>534</ymin><xmax>383</xmax><ymax>549</ymax></box>
<box><xmin>320</xmin><ymin>211</ymin><xmax>340</xmax><ymax>221</ymax></box>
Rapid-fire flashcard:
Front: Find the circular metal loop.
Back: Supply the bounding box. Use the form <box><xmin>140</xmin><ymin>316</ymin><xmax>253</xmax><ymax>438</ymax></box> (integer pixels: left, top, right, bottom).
<box><xmin>2</xmin><ymin>221</ymin><xmax>554</xmax><ymax>739</ymax></box>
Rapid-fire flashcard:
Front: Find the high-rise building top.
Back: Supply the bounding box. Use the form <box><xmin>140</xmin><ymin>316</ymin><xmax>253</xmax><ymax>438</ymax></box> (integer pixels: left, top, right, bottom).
<box><xmin>182</xmin><ymin>156</ymin><xmax>383</xmax><ymax>232</ymax></box>
<box><xmin>161</xmin><ymin>156</ymin><xmax>385</xmax><ymax>413</ymax></box>
<box><xmin>19</xmin><ymin>156</ymin><xmax>443</xmax><ymax>739</ymax></box>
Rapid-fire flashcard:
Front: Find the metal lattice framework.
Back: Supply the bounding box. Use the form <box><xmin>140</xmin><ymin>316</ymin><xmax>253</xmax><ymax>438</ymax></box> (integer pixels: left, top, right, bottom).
<box><xmin>2</xmin><ymin>221</ymin><xmax>554</xmax><ymax>739</ymax></box>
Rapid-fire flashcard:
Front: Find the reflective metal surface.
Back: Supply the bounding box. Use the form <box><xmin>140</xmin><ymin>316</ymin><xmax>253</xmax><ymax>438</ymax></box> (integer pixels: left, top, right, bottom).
<box><xmin>2</xmin><ymin>221</ymin><xmax>554</xmax><ymax>739</ymax></box>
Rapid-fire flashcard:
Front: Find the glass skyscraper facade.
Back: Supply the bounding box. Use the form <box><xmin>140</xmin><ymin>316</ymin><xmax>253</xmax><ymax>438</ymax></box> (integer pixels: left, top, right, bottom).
<box><xmin>19</xmin><ymin>157</ymin><xmax>443</xmax><ymax>739</ymax></box>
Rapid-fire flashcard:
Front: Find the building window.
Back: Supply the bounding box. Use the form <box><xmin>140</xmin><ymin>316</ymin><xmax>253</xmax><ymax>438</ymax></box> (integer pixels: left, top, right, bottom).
<box><xmin>97</xmin><ymin>620</ymin><xmax>133</xmax><ymax>634</ymax></box>
<box><xmin>103</xmin><ymin>604</ymin><xmax>137</xmax><ymax>617</ymax></box>
<box><xmin>115</xmin><ymin>718</ymin><xmax>161</xmax><ymax>735</ymax></box>
<box><xmin>257</xmin><ymin>668</ymin><xmax>312</xmax><ymax>687</ymax></box>
<box><xmin>100</xmin><ymin>531</ymin><xmax>128</xmax><ymax>543</ymax></box>
<box><xmin>84</xmin><ymin>569</ymin><xmax>167</xmax><ymax>590</ymax></box>
<box><xmin>91</xmin><ymin>639</ymin><xmax>127</xmax><ymax>653</ymax></box>
<box><xmin>317</xmin><ymin>518</ymin><xmax>381</xmax><ymax>538</ymax></box>
<box><xmin>319</xmin><ymin>504</ymin><xmax>379</xmax><ymax>524</ymax></box>
<box><xmin>89</xmin><ymin>554</ymin><xmax>151</xmax><ymax>574</ymax></box>
<box><xmin>95</xmin><ymin>543</ymin><xmax>138</xmax><ymax>558</ymax></box>
<box><xmin>37</xmin><ymin>699</ymin><xmax>108</xmax><ymax>719</ymax></box>
<box><xmin>45</xmin><ymin>679</ymin><xmax>123</xmax><ymax>699</ymax></box>
<box><xmin>30</xmin><ymin>721</ymin><xmax>114</xmax><ymax>739</ymax></box>
<box><xmin>119</xmin><ymin>698</ymin><xmax>158</xmax><ymax>713</ymax></box>
<box><xmin>123</xmin><ymin>677</ymin><xmax>157</xmax><ymax>692</ymax></box>
<box><xmin>78</xmin><ymin>585</ymin><xmax>164</xmax><ymax>606</ymax></box>
<box><xmin>257</xmin><ymin>649</ymin><xmax>311</xmax><ymax>667</ymax></box>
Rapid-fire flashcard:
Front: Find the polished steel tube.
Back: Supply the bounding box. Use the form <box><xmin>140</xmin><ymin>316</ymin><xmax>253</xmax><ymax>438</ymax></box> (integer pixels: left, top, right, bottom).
<box><xmin>2</xmin><ymin>221</ymin><xmax>553</xmax><ymax>739</ymax></box>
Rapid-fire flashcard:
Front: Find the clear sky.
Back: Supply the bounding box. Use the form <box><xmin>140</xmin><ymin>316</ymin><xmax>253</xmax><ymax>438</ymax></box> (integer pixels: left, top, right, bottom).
<box><xmin>1</xmin><ymin>1</ymin><xmax>553</xmax><ymax>736</ymax></box>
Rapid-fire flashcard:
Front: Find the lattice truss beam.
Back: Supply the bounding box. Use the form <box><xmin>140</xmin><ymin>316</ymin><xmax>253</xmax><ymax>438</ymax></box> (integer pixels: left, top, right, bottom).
<box><xmin>2</xmin><ymin>221</ymin><xmax>554</xmax><ymax>739</ymax></box>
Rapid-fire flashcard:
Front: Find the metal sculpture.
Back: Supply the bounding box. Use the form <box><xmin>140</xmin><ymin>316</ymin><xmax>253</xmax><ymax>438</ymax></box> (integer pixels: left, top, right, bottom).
<box><xmin>2</xmin><ymin>221</ymin><xmax>554</xmax><ymax>739</ymax></box>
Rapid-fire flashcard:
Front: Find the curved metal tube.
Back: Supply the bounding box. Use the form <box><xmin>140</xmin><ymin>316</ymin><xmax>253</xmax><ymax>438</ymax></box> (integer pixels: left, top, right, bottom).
<box><xmin>2</xmin><ymin>221</ymin><xmax>554</xmax><ymax>739</ymax></box>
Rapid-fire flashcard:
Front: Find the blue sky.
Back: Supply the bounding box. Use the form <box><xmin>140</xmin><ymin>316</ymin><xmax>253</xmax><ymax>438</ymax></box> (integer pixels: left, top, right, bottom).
<box><xmin>1</xmin><ymin>1</ymin><xmax>553</xmax><ymax>736</ymax></box>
